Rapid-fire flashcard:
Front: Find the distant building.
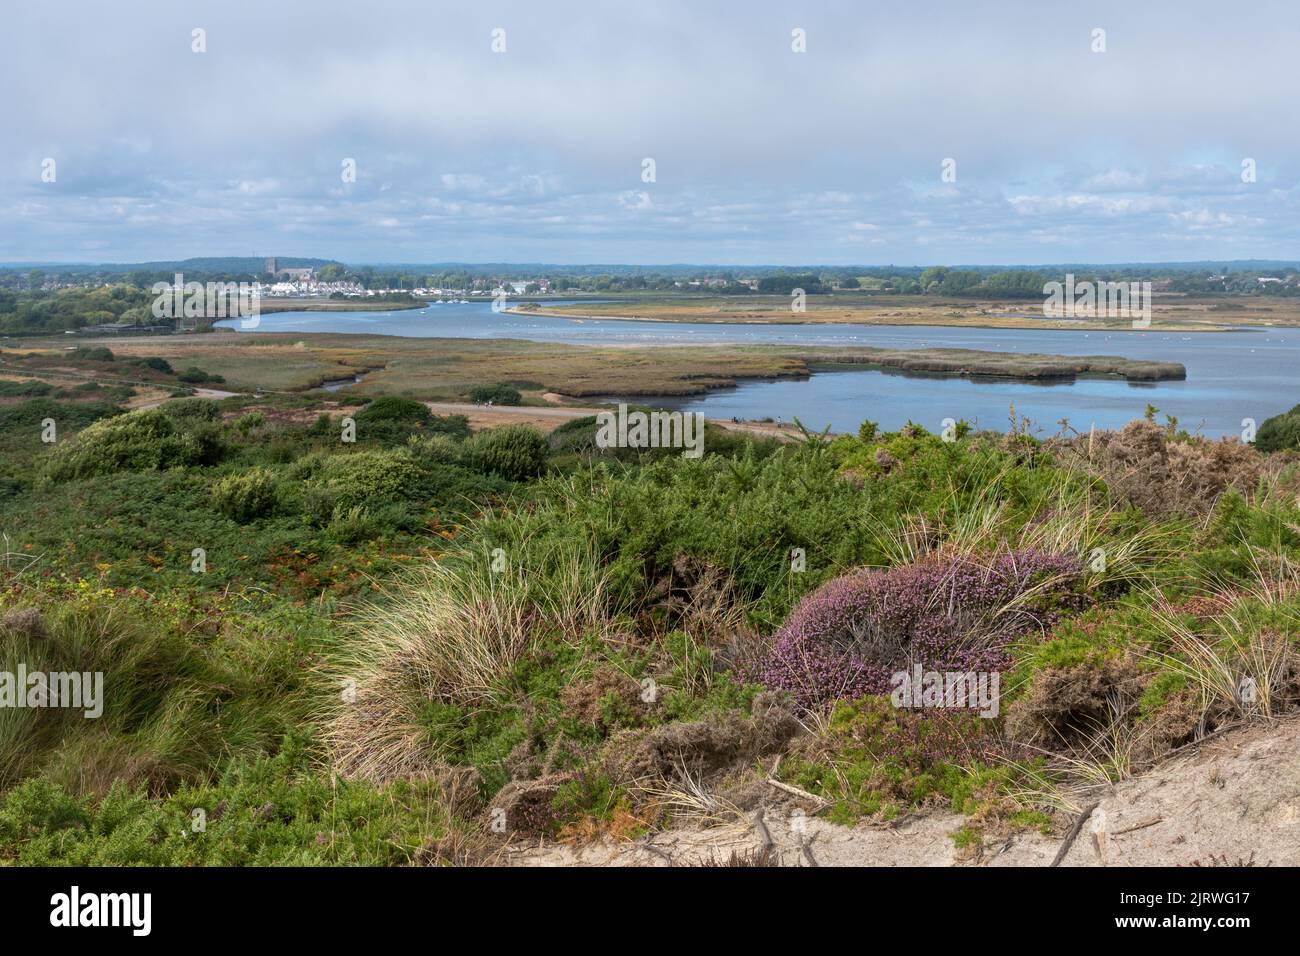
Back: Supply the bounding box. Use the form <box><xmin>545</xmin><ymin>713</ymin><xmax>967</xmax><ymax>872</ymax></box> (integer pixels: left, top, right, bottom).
<box><xmin>263</xmin><ymin>257</ymin><xmax>313</xmax><ymax>281</ymax></box>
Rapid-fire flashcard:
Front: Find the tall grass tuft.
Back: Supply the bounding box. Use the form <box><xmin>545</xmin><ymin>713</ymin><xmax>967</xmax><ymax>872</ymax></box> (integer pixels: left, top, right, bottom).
<box><xmin>325</xmin><ymin>540</ymin><xmax>617</xmax><ymax>781</ymax></box>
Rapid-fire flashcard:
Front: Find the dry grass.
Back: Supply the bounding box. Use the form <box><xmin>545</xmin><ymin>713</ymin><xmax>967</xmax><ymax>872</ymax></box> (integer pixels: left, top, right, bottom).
<box><xmin>324</xmin><ymin>542</ymin><xmax>615</xmax><ymax>781</ymax></box>
<box><xmin>868</xmin><ymin>464</ymin><xmax>1180</xmax><ymax>591</ymax></box>
<box><xmin>634</xmin><ymin>760</ymin><xmax>751</xmax><ymax>832</ymax></box>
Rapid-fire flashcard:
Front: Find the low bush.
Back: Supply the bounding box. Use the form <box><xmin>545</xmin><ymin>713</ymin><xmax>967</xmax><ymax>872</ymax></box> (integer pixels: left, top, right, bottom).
<box><xmin>312</xmin><ymin>449</ymin><xmax>421</xmax><ymax>511</ymax></box>
<box><xmin>352</xmin><ymin>397</ymin><xmax>469</xmax><ymax>444</ymax></box>
<box><xmin>212</xmin><ymin>467</ymin><xmax>279</xmax><ymax>523</ymax></box>
<box><xmin>462</xmin><ymin>425</ymin><xmax>549</xmax><ymax>481</ymax></box>
<box><xmin>0</xmin><ymin>739</ymin><xmax>455</xmax><ymax>865</ymax></box>
<box><xmin>354</xmin><ymin>395</ymin><xmax>429</xmax><ymax>424</ymax></box>
<box><xmin>468</xmin><ymin>383</ymin><xmax>522</xmax><ymax>406</ymax></box>
<box><xmin>177</xmin><ymin>367</ymin><xmax>225</xmax><ymax>385</ymax></box>
<box><xmin>1257</xmin><ymin>403</ymin><xmax>1300</xmax><ymax>453</ymax></box>
<box><xmin>754</xmin><ymin>549</ymin><xmax>1087</xmax><ymax>711</ymax></box>
<box><xmin>43</xmin><ymin>405</ymin><xmax>225</xmax><ymax>480</ymax></box>
<box><xmin>133</xmin><ymin>356</ymin><xmax>174</xmax><ymax>375</ymax></box>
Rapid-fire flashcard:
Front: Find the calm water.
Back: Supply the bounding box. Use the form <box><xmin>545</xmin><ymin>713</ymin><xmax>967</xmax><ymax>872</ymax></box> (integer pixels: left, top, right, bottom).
<box><xmin>217</xmin><ymin>301</ymin><xmax>1300</xmax><ymax>437</ymax></box>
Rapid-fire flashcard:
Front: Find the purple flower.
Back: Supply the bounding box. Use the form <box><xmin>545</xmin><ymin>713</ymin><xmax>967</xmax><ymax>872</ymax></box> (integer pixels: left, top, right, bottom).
<box><xmin>753</xmin><ymin>549</ymin><xmax>1085</xmax><ymax>711</ymax></box>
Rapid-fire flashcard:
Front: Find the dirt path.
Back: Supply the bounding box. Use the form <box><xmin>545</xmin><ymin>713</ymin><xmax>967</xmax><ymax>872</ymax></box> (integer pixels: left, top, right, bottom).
<box><xmin>134</xmin><ymin>386</ymin><xmax>240</xmax><ymax>410</ymax></box>
<box><xmin>505</xmin><ymin>718</ymin><xmax>1300</xmax><ymax>866</ymax></box>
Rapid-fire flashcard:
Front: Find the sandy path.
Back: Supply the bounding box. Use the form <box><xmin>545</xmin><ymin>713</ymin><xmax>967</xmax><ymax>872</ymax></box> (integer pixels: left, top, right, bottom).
<box><xmin>506</xmin><ymin>717</ymin><xmax>1300</xmax><ymax>867</ymax></box>
<box><xmin>133</xmin><ymin>386</ymin><xmax>240</xmax><ymax>410</ymax></box>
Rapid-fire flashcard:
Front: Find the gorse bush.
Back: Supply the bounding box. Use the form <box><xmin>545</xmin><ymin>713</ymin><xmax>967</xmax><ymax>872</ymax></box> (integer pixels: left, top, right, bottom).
<box><xmin>0</xmin><ymin>380</ymin><xmax>53</xmax><ymax>398</ymax></box>
<box><xmin>1257</xmin><ymin>403</ymin><xmax>1300</xmax><ymax>453</ymax></box>
<box><xmin>352</xmin><ymin>397</ymin><xmax>469</xmax><ymax>444</ymax></box>
<box><xmin>354</xmin><ymin>395</ymin><xmax>430</xmax><ymax>424</ymax></box>
<box><xmin>159</xmin><ymin>398</ymin><xmax>221</xmax><ymax>424</ymax></box>
<box><xmin>779</xmin><ymin>696</ymin><xmax>1024</xmax><ymax>823</ymax></box>
<box><xmin>133</xmin><ymin>356</ymin><xmax>174</xmax><ymax>374</ymax></box>
<box><xmin>462</xmin><ymin>425</ymin><xmax>549</xmax><ymax>481</ymax></box>
<box><xmin>234</xmin><ymin>411</ymin><xmax>265</xmax><ymax>434</ymax></box>
<box><xmin>312</xmin><ymin>449</ymin><xmax>421</xmax><ymax>510</ymax></box>
<box><xmin>0</xmin><ymin>738</ymin><xmax>453</xmax><ymax>865</ymax></box>
<box><xmin>212</xmin><ymin>467</ymin><xmax>279</xmax><ymax>522</ymax></box>
<box><xmin>406</xmin><ymin>432</ymin><xmax>464</xmax><ymax>466</ymax></box>
<box><xmin>177</xmin><ymin>366</ymin><xmax>225</xmax><ymax>385</ymax></box>
<box><xmin>469</xmin><ymin>383</ymin><xmax>523</xmax><ymax>405</ymax></box>
<box><xmin>43</xmin><ymin>402</ymin><xmax>224</xmax><ymax>480</ymax></box>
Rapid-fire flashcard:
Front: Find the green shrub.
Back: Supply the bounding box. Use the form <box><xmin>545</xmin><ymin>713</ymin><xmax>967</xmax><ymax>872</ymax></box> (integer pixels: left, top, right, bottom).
<box><xmin>160</xmin><ymin>398</ymin><xmax>221</xmax><ymax>423</ymax></box>
<box><xmin>1257</xmin><ymin>404</ymin><xmax>1300</xmax><ymax>453</ymax></box>
<box><xmin>326</xmin><ymin>504</ymin><xmax>391</xmax><ymax>543</ymax></box>
<box><xmin>235</xmin><ymin>411</ymin><xmax>266</xmax><ymax>434</ymax></box>
<box><xmin>0</xmin><ymin>380</ymin><xmax>53</xmax><ymax>398</ymax></box>
<box><xmin>134</xmin><ymin>356</ymin><xmax>174</xmax><ymax>374</ymax></box>
<box><xmin>44</xmin><ymin>406</ymin><xmax>224</xmax><ymax>480</ymax></box>
<box><xmin>353</xmin><ymin>396</ymin><xmax>430</xmax><ymax>425</ymax></box>
<box><xmin>0</xmin><ymin>739</ymin><xmax>451</xmax><ymax>865</ymax></box>
<box><xmin>71</xmin><ymin>346</ymin><xmax>114</xmax><ymax>361</ymax></box>
<box><xmin>312</xmin><ymin>449</ymin><xmax>421</xmax><ymax>511</ymax></box>
<box><xmin>407</xmin><ymin>432</ymin><xmax>463</xmax><ymax>466</ymax></box>
<box><xmin>463</xmin><ymin>425</ymin><xmax>549</xmax><ymax>480</ymax></box>
<box><xmin>177</xmin><ymin>367</ymin><xmax>225</xmax><ymax>385</ymax></box>
<box><xmin>469</xmin><ymin>383</ymin><xmax>523</xmax><ymax>406</ymax></box>
<box><xmin>352</xmin><ymin>397</ymin><xmax>469</xmax><ymax>444</ymax></box>
<box><xmin>212</xmin><ymin>467</ymin><xmax>280</xmax><ymax>522</ymax></box>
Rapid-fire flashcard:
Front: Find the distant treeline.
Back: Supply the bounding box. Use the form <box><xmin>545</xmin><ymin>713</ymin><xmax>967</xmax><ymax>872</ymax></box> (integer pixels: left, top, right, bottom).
<box><xmin>6</xmin><ymin>260</ymin><xmax>1300</xmax><ymax>334</ymax></box>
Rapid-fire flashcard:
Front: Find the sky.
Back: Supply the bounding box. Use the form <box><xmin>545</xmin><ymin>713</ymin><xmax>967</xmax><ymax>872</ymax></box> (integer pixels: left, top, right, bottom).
<box><xmin>5</xmin><ymin>0</ymin><xmax>1300</xmax><ymax>266</ymax></box>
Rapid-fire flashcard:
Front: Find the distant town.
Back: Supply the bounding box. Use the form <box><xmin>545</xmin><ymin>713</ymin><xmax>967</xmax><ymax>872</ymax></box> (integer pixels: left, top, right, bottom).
<box><xmin>6</xmin><ymin>256</ymin><xmax>1300</xmax><ymax>338</ymax></box>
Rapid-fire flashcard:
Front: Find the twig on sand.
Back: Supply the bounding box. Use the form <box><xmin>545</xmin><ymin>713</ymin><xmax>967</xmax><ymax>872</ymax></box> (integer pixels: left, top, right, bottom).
<box><xmin>1051</xmin><ymin>800</ymin><xmax>1101</xmax><ymax>867</ymax></box>
<box><xmin>635</xmin><ymin>838</ymin><xmax>674</xmax><ymax>864</ymax></box>
<box><xmin>766</xmin><ymin>777</ymin><xmax>830</xmax><ymax>808</ymax></box>
<box><xmin>752</xmin><ymin>809</ymin><xmax>774</xmax><ymax>849</ymax></box>
<box><xmin>1113</xmin><ymin>816</ymin><xmax>1162</xmax><ymax>836</ymax></box>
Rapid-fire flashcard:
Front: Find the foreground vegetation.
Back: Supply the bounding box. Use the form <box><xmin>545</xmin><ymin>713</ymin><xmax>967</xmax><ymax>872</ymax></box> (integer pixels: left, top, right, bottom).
<box><xmin>1</xmin><ymin>364</ymin><xmax>1298</xmax><ymax>865</ymax></box>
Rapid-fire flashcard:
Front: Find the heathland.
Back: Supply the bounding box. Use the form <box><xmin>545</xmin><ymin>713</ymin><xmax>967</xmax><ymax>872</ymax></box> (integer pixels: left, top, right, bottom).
<box><xmin>0</xmin><ymin>341</ymin><xmax>1297</xmax><ymax>865</ymax></box>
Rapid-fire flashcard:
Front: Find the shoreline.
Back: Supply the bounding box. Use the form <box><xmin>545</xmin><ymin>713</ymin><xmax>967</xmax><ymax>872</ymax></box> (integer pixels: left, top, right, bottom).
<box><xmin>507</xmin><ymin>304</ymin><xmax>1271</xmax><ymax>334</ymax></box>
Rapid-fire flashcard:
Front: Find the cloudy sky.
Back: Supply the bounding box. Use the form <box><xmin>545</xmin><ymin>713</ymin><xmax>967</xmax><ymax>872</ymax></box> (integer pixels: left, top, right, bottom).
<box><xmin>6</xmin><ymin>0</ymin><xmax>1300</xmax><ymax>265</ymax></box>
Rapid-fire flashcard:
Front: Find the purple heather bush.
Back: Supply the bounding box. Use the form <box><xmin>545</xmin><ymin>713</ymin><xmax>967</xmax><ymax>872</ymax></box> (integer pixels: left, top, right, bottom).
<box><xmin>754</xmin><ymin>549</ymin><xmax>1086</xmax><ymax>711</ymax></box>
